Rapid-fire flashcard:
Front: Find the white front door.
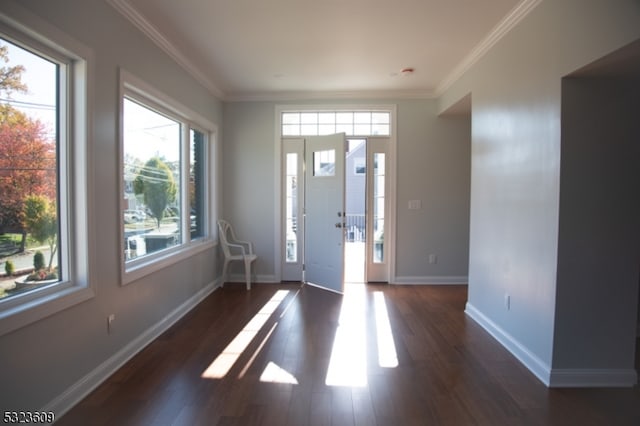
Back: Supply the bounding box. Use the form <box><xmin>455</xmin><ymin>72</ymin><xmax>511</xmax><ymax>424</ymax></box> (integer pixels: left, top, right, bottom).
<box><xmin>304</xmin><ymin>134</ymin><xmax>346</xmax><ymax>293</ymax></box>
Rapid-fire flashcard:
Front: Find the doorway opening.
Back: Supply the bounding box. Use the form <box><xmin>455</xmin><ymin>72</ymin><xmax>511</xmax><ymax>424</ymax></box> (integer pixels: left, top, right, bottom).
<box><xmin>345</xmin><ymin>139</ymin><xmax>366</xmax><ymax>284</ymax></box>
<box><xmin>279</xmin><ymin>107</ymin><xmax>395</xmax><ymax>290</ymax></box>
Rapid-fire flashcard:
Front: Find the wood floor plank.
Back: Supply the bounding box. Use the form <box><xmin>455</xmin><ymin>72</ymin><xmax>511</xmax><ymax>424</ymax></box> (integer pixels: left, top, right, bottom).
<box><xmin>57</xmin><ymin>283</ymin><xmax>640</xmax><ymax>426</ymax></box>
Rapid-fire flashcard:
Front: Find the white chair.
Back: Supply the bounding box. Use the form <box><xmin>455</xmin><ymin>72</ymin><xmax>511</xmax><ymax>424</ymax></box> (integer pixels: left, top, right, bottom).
<box><xmin>217</xmin><ymin>219</ymin><xmax>257</xmax><ymax>290</ymax></box>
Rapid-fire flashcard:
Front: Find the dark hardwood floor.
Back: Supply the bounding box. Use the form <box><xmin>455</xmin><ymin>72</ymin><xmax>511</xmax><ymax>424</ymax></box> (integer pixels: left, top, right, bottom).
<box><xmin>58</xmin><ymin>283</ymin><xmax>640</xmax><ymax>426</ymax></box>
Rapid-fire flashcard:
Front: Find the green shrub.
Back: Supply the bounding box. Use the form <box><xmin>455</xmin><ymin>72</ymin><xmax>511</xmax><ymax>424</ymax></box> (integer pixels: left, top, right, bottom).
<box><xmin>33</xmin><ymin>250</ymin><xmax>45</xmax><ymax>270</ymax></box>
<box><xmin>4</xmin><ymin>260</ymin><xmax>15</xmax><ymax>276</ymax></box>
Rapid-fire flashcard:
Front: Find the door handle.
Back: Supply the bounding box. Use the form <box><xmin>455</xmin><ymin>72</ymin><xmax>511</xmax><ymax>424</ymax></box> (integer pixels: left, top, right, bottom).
<box><xmin>335</xmin><ymin>222</ymin><xmax>342</xmax><ymax>228</ymax></box>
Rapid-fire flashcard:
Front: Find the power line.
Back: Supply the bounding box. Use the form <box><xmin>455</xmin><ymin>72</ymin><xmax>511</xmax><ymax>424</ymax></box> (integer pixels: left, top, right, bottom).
<box><xmin>0</xmin><ymin>98</ymin><xmax>56</xmax><ymax>110</ymax></box>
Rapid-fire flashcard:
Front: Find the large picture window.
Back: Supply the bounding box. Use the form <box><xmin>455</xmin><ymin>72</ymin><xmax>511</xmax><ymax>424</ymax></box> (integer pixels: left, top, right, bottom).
<box><xmin>123</xmin><ymin>98</ymin><xmax>182</xmax><ymax>259</ymax></box>
<box><xmin>0</xmin><ymin>8</ymin><xmax>91</xmax><ymax>336</ymax></box>
<box><xmin>120</xmin><ymin>71</ymin><xmax>215</xmax><ymax>283</ymax></box>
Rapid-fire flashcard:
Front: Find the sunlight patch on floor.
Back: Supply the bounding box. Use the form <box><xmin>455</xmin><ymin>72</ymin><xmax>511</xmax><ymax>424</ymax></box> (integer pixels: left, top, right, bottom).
<box><xmin>374</xmin><ymin>291</ymin><xmax>398</xmax><ymax>368</ymax></box>
<box><xmin>238</xmin><ymin>321</ymin><xmax>278</xmax><ymax>378</ymax></box>
<box><xmin>202</xmin><ymin>290</ymin><xmax>289</xmax><ymax>379</ymax></box>
<box><xmin>325</xmin><ymin>284</ymin><xmax>367</xmax><ymax>387</ymax></box>
<box><xmin>260</xmin><ymin>361</ymin><xmax>299</xmax><ymax>384</ymax></box>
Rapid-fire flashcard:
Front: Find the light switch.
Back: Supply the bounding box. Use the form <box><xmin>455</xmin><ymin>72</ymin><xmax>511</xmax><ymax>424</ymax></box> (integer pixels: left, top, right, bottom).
<box><xmin>408</xmin><ymin>200</ymin><xmax>422</xmax><ymax>210</ymax></box>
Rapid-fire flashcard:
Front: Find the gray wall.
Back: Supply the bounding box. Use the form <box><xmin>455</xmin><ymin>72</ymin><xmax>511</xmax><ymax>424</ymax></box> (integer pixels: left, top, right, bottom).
<box><xmin>223</xmin><ymin>99</ymin><xmax>471</xmax><ymax>283</ymax></box>
<box><xmin>440</xmin><ymin>0</ymin><xmax>640</xmax><ymax>382</ymax></box>
<box><xmin>0</xmin><ymin>0</ymin><xmax>222</xmax><ymax>411</ymax></box>
<box><xmin>395</xmin><ymin>101</ymin><xmax>470</xmax><ymax>280</ymax></box>
<box><xmin>221</xmin><ymin>102</ymin><xmax>276</xmax><ymax>280</ymax></box>
<box><xmin>554</xmin><ymin>75</ymin><xmax>640</xmax><ymax>370</ymax></box>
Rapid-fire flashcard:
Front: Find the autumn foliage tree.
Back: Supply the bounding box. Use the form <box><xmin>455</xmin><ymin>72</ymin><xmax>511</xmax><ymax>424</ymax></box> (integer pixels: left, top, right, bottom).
<box><xmin>22</xmin><ymin>194</ymin><xmax>57</xmax><ymax>270</ymax></box>
<box><xmin>0</xmin><ymin>107</ymin><xmax>55</xmax><ymax>229</ymax></box>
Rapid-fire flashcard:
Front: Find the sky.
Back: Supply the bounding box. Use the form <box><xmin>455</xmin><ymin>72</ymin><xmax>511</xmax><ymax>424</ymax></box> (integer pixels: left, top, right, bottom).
<box><xmin>123</xmin><ymin>97</ymin><xmax>181</xmax><ymax>163</ymax></box>
<box><xmin>2</xmin><ymin>36</ymin><xmax>182</xmax><ymax>165</ymax></box>
<box><xmin>2</xmin><ymin>38</ymin><xmax>56</xmax><ymax>138</ymax></box>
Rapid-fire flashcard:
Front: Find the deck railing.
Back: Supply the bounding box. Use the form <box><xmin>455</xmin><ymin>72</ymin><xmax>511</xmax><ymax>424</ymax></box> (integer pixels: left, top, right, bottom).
<box><xmin>345</xmin><ymin>214</ymin><xmax>366</xmax><ymax>242</ymax></box>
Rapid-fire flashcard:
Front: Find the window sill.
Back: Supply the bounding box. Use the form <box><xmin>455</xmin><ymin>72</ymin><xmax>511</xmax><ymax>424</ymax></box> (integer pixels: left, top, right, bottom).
<box><xmin>0</xmin><ymin>282</ymin><xmax>95</xmax><ymax>337</ymax></box>
<box><xmin>122</xmin><ymin>238</ymin><xmax>216</xmax><ymax>286</ymax></box>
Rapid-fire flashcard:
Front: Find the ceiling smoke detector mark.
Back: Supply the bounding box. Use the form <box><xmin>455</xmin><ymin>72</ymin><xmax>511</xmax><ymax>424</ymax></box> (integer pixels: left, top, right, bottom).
<box><xmin>400</xmin><ymin>67</ymin><xmax>415</xmax><ymax>76</ymax></box>
<box><xmin>390</xmin><ymin>68</ymin><xmax>414</xmax><ymax>78</ymax></box>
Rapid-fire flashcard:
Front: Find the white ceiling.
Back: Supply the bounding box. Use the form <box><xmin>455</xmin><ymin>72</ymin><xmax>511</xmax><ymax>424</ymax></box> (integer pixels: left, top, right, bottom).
<box><xmin>108</xmin><ymin>0</ymin><xmax>540</xmax><ymax>101</ymax></box>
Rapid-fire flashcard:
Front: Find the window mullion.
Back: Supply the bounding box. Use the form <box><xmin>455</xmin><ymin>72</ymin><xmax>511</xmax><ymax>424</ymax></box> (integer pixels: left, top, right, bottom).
<box><xmin>181</xmin><ymin>123</ymin><xmax>190</xmax><ymax>243</ymax></box>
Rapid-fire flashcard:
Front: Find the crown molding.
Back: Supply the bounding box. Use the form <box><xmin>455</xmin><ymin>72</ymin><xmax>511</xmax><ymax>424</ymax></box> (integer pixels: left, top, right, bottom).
<box><xmin>225</xmin><ymin>88</ymin><xmax>437</xmax><ymax>102</ymax></box>
<box><xmin>435</xmin><ymin>0</ymin><xmax>543</xmax><ymax>96</ymax></box>
<box><xmin>108</xmin><ymin>0</ymin><xmax>540</xmax><ymax>103</ymax></box>
<box><xmin>106</xmin><ymin>0</ymin><xmax>225</xmax><ymax>100</ymax></box>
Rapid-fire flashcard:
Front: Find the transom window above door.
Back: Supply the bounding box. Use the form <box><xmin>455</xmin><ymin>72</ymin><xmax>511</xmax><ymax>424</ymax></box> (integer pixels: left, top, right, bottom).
<box><xmin>282</xmin><ymin>111</ymin><xmax>390</xmax><ymax>137</ymax></box>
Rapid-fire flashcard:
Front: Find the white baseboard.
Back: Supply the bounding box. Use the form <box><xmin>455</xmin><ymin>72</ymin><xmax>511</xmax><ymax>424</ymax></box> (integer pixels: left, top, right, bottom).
<box><xmin>393</xmin><ymin>275</ymin><xmax>468</xmax><ymax>285</ymax></box>
<box><xmin>43</xmin><ymin>279</ymin><xmax>221</xmax><ymax>417</ymax></box>
<box><xmin>464</xmin><ymin>302</ymin><xmax>552</xmax><ymax>386</ymax></box>
<box><xmin>465</xmin><ymin>303</ymin><xmax>640</xmax><ymax>388</ymax></box>
<box><xmin>548</xmin><ymin>369</ymin><xmax>638</xmax><ymax>387</ymax></box>
<box><xmin>225</xmin><ymin>273</ymin><xmax>278</xmax><ymax>283</ymax></box>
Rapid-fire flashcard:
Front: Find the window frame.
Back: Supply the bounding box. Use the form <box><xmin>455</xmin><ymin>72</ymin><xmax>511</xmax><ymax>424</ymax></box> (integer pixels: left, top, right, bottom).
<box><xmin>281</xmin><ymin>110</ymin><xmax>391</xmax><ymax>137</ymax></box>
<box><xmin>119</xmin><ymin>69</ymin><xmax>217</xmax><ymax>285</ymax></box>
<box><xmin>0</xmin><ymin>4</ymin><xmax>94</xmax><ymax>336</ymax></box>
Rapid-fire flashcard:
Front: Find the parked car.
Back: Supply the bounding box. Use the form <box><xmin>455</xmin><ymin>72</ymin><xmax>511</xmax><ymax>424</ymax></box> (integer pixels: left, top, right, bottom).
<box><xmin>124</xmin><ymin>209</ymin><xmax>146</xmax><ymax>223</ymax></box>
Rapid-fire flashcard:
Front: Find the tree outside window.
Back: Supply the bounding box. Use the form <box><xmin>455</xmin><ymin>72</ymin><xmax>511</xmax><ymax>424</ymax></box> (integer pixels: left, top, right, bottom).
<box><xmin>0</xmin><ymin>39</ymin><xmax>59</xmax><ymax>298</ymax></box>
<box><xmin>120</xmin><ymin>74</ymin><xmax>212</xmax><ymax>281</ymax></box>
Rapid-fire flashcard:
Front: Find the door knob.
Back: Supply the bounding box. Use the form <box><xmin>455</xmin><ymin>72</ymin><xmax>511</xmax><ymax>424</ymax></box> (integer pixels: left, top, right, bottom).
<box><xmin>335</xmin><ymin>222</ymin><xmax>342</xmax><ymax>228</ymax></box>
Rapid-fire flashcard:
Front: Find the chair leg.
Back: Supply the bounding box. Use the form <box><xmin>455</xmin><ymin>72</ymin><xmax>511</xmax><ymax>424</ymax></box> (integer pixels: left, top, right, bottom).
<box><xmin>244</xmin><ymin>257</ymin><xmax>252</xmax><ymax>290</ymax></box>
<box><xmin>221</xmin><ymin>259</ymin><xmax>229</xmax><ymax>288</ymax></box>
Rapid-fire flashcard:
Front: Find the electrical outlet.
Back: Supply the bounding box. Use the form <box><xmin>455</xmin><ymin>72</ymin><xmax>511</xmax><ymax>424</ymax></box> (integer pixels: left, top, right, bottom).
<box><xmin>428</xmin><ymin>254</ymin><xmax>437</xmax><ymax>264</ymax></box>
<box><xmin>107</xmin><ymin>314</ymin><xmax>115</xmax><ymax>334</ymax></box>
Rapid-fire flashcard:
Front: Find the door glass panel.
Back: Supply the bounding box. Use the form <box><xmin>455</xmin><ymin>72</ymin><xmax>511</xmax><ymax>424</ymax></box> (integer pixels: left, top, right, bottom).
<box><xmin>318</xmin><ymin>112</ymin><xmax>335</xmax><ymax>124</ymax></box>
<box><xmin>318</xmin><ymin>124</ymin><xmax>336</xmax><ymax>135</ymax></box>
<box><xmin>282</xmin><ymin>112</ymin><xmax>300</xmax><ymax>124</ymax></box>
<box><xmin>372</xmin><ymin>124</ymin><xmax>389</xmax><ymax>136</ymax></box>
<box><xmin>313</xmin><ymin>149</ymin><xmax>335</xmax><ymax>176</ymax></box>
<box><xmin>300</xmin><ymin>112</ymin><xmax>318</xmax><ymax>124</ymax></box>
<box><xmin>285</xmin><ymin>153</ymin><xmax>298</xmax><ymax>262</ymax></box>
<box><xmin>354</xmin><ymin>112</ymin><xmax>371</xmax><ymax>124</ymax></box>
<box><xmin>283</xmin><ymin>124</ymin><xmax>300</xmax><ymax>136</ymax></box>
<box><xmin>335</xmin><ymin>123</ymin><xmax>353</xmax><ymax>135</ymax></box>
<box><xmin>373</xmin><ymin>153</ymin><xmax>385</xmax><ymax>263</ymax></box>
<box><xmin>354</xmin><ymin>124</ymin><xmax>371</xmax><ymax>135</ymax></box>
<box><xmin>371</xmin><ymin>112</ymin><xmax>390</xmax><ymax>124</ymax></box>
